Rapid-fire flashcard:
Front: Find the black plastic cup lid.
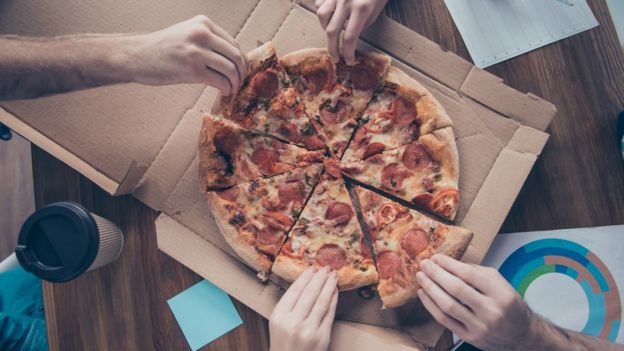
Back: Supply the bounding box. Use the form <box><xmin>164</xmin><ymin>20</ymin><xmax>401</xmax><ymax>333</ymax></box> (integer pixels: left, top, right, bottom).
<box><xmin>15</xmin><ymin>202</ymin><xmax>100</xmax><ymax>283</ymax></box>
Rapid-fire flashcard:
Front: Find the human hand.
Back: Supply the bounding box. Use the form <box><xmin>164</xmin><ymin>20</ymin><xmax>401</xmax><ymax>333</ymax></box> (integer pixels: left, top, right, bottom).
<box><xmin>315</xmin><ymin>0</ymin><xmax>388</xmax><ymax>65</ymax></box>
<box><xmin>269</xmin><ymin>267</ymin><xmax>339</xmax><ymax>351</ymax></box>
<box><xmin>129</xmin><ymin>15</ymin><xmax>247</xmax><ymax>95</ymax></box>
<box><xmin>416</xmin><ymin>254</ymin><xmax>536</xmax><ymax>351</ymax></box>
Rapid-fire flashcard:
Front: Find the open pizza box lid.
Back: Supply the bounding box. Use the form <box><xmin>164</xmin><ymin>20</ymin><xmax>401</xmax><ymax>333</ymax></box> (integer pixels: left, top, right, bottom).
<box><xmin>0</xmin><ymin>0</ymin><xmax>556</xmax><ymax>349</ymax></box>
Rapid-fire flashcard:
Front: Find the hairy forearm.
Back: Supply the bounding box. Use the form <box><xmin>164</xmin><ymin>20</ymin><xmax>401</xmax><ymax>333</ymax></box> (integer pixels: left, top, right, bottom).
<box><xmin>0</xmin><ymin>34</ymin><xmax>139</xmax><ymax>100</ymax></box>
<box><xmin>525</xmin><ymin>315</ymin><xmax>623</xmax><ymax>351</ymax></box>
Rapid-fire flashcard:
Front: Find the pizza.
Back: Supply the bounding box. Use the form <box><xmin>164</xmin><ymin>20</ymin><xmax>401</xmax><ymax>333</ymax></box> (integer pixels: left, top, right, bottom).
<box><xmin>199</xmin><ymin>42</ymin><xmax>471</xmax><ymax>308</ymax></box>
<box><xmin>341</xmin><ymin>66</ymin><xmax>453</xmax><ymax>162</ymax></box>
<box><xmin>198</xmin><ymin>114</ymin><xmax>324</xmax><ymax>191</ymax></box>
<box><xmin>206</xmin><ymin>164</ymin><xmax>322</xmax><ymax>279</ymax></box>
<box><xmin>272</xmin><ymin>159</ymin><xmax>378</xmax><ymax>290</ymax></box>
<box><xmin>280</xmin><ymin>48</ymin><xmax>390</xmax><ymax>157</ymax></box>
<box><xmin>355</xmin><ymin>186</ymin><xmax>473</xmax><ymax>308</ymax></box>
<box><xmin>341</xmin><ymin>127</ymin><xmax>460</xmax><ymax>220</ymax></box>
<box><xmin>214</xmin><ymin>42</ymin><xmax>326</xmax><ymax>151</ymax></box>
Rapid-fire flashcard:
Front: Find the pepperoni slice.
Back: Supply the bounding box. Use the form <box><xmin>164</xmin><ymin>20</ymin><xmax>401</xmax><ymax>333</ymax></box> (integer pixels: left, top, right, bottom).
<box><xmin>251</xmin><ymin>147</ymin><xmax>278</xmax><ymax>174</ymax></box>
<box><xmin>300</xmin><ymin>134</ymin><xmax>326</xmax><ymax>150</ymax></box>
<box><xmin>303</xmin><ymin>68</ymin><xmax>329</xmax><ymax>94</ymax></box>
<box><xmin>401</xmin><ymin>229</ymin><xmax>429</xmax><ymax>257</ymax></box>
<box><xmin>324</xmin><ymin>158</ymin><xmax>342</xmax><ymax>179</ymax></box>
<box><xmin>350</xmin><ymin>63</ymin><xmax>377</xmax><ymax>90</ymax></box>
<box><xmin>264</xmin><ymin>211</ymin><xmax>294</xmax><ymax>231</ymax></box>
<box><xmin>381</xmin><ymin>163</ymin><xmax>412</xmax><ymax>191</ymax></box>
<box><xmin>320</xmin><ymin>101</ymin><xmax>347</xmax><ymax>124</ymax></box>
<box><xmin>316</xmin><ymin>244</ymin><xmax>347</xmax><ymax>270</ymax></box>
<box><xmin>390</xmin><ymin>97</ymin><xmax>417</xmax><ymax>126</ymax></box>
<box><xmin>377</xmin><ymin>251</ymin><xmax>401</xmax><ymax>279</ymax></box>
<box><xmin>402</xmin><ymin>143</ymin><xmax>432</xmax><ymax>171</ymax></box>
<box><xmin>213</xmin><ymin>127</ymin><xmax>240</xmax><ymax>155</ymax></box>
<box><xmin>363</xmin><ymin>142</ymin><xmax>386</xmax><ymax>159</ymax></box>
<box><xmin>251</xmin><ymin>70</ymin><xmax>278</xmax><ymax>98</ymax></box>
<box><xmin>324</xmin><ymin>201</ymin><xmax>353</xmax><ymax>226</ymax></box>
<box><xmin>216</xmin><ymin>187</ymin><xmax>239</xmax><ymax>201</ymax></box>
<box><xmin>412</xmin><ymin>193</ymin><xmax>434</xmax><ymax>208</ymax></box>
<box><xmin>278</xmin><ymin>181</ymin><xmax>305</xmax><ymax>205</ymax></box>
<box><xmin>431</xmin><ymin>189</ymin><xmax>459</xmax><ymax>218</ymax></box>
<box><xmin>278</xmin><ymin>122</ymin><xmax>300</xmax><ymax>143</ymax></box>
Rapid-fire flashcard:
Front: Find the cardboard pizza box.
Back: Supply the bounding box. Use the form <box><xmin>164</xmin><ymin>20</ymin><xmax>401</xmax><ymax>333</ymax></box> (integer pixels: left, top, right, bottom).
<box><xmin>0</xmin><ymin>0</ymin><xmax>556</xmax><ymax>349</ymax></box>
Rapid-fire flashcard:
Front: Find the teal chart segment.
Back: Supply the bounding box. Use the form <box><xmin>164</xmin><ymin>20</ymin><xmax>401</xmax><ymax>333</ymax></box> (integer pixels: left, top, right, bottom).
<box><xmin>499</xmin><ymin>238</ymin><xmax>621</xmax><ymax>341</ymax></box>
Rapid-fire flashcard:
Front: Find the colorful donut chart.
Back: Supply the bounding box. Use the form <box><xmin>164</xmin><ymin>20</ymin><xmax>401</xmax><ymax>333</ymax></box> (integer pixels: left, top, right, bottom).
<box><xmin>499</xmin><ymin>238</ymin><xmax>621</xmax><ymax>341</ymax></box>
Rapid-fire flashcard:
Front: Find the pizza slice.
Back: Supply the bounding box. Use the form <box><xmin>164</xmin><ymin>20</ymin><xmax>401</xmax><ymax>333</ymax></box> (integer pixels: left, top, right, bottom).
<box><xmin>279</xmin><ymin>49</ymin><xmax>390</xmax><ymax>157</ymax></box>
<box><xmin>342</xmin><ymin>66</ymin><xmax>453</xmax><ymax>162</ymax></box>
<box><xmin>198</xmin><ymin>114</ymin><xmax>325</xmax><ymax>191</ymax></box>
<box><xmin>206</xmin><ymin>164</ymin><xmax>323</xmax><ymax>279</ymax></box>
<box><xmin>272</xmin><ymin>159</ymin><xmax>379</xmax><ymax>291</ymax></box>
<box><xmin>355</xmin><ymin>187</ymin><xmax>473</xmax><ymax>308</ymax></box>
<box><xmin>341</xmin><ymin>127</ymin><xmax>460</xmax><ymax>221</ymax></box>
<box><xmin>214</xmin><ymin>42</ymin><xmax>326</xmax><ymax>151</ymax></box>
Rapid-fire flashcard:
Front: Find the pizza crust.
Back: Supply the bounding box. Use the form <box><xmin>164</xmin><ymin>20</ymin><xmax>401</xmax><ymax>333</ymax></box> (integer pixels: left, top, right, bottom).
<box><xmin>213</xmin><ymin>41</ymin><xmax>277</xmax><ymax>117</ymax></box>
<box><xmin>205</xmin><ymin>192</ymin><xmax>272</xmax><ymax>279</ymax></box>
<box><xmin>279</xmin><ymin>48</ymin><xmax>333</xmax><ymax>71</ymax></box>
<box><xmin>384</xmin><ymin>66</ymin><xmax>453</xmax><ymax>134</ymax></box>
<box><xmin>273</xmin><ymin>254</ymin><xmax>379</xmax><ymax>291</ymax></box>
<box><xmin>420</xmin><ymin>126</ymin><xmax>460</xmax><ymax>191</ymax></box>
<box><xmin>379</xmin><ymin>282</ymin><xmax>420</xmax><ymax>309</ymax></box>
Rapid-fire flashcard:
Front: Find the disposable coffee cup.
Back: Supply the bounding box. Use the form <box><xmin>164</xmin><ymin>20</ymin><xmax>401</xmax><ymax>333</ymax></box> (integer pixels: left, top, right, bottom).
<box><xmin>15</xmin><ymin>201</ymin><xmax>124</xmax><ymax>282</ymax></box>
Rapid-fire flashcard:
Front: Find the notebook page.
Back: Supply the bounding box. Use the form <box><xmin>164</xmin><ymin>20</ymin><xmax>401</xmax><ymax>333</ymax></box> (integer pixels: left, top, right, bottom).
<box><xmin>445</xmin><ymin>0</ymin><xmax>599</xmax><ymax>68</ymax></box>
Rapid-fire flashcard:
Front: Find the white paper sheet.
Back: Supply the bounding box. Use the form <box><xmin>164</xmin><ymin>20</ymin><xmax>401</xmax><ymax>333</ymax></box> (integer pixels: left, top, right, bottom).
<box><xmin>445</xmin><ymin>0</ymin><xmax>599</xmax><ymax>68</ymax></box>
<box><xmin>482</xmin><ymin>225</ymin><xmax>624</xmax><ymax>343</ymax></box>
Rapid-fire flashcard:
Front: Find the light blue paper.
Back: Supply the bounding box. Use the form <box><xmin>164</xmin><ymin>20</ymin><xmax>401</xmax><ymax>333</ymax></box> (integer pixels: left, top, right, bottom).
<box><xmin>167</xmin><ymin>280</ymin><xmax>243</xmax><ymax>350</ymax></box>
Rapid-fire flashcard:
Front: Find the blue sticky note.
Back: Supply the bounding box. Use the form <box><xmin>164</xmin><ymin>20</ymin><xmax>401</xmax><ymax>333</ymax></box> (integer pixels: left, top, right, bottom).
<box><xmin>167</xmin><ymin>280</ymin><xmax>243</xmax><ymax>350</ymax></box>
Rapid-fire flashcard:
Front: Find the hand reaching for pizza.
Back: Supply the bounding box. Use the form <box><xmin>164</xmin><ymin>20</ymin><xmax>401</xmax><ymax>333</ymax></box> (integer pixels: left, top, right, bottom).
<box><xmin>269</xmin><ymin>267</ymin><xmax>339</xmax><ymax>351</ymax></box>
<box><xmin>315</xmin><ymin>0</ymin><xmax>389</xmax><ymax>65</ymax></box>
<box><xmin>129</xmin><ymin>15</ymin><xmax>248</xmax><ymax>96</ymax></box>
<box><xmin>416</xmin><ymin>254</ymin><xmax>535</xmax><ymax>351</ymax></box>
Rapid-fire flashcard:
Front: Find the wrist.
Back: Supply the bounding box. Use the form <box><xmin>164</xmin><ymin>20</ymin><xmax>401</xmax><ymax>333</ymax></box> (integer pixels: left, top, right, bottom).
<box><xmin>101</xmin><ymin>35</ymin><xmax>142</xmax><ymax>85</ymax></box>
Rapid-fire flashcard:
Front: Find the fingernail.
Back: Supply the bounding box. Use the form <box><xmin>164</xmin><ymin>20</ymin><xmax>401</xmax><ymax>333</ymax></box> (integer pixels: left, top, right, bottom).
<box><xmin>331</xmin><ymin>270</ymin><xmax>338</xmax><ymax>278</ymax></box>
<box><xmin>322</xmin><ymin>266</ymin><xmax>330</xmax><ymax>273</ymax></box>
<box><xmin>416</xmin><ymin>271</ymin><xmax>425</xmax><ymax>282</ymax></box>
<box><xmin>420</xmin><ymin>259</ymin><xmax>431</xmax><ymax>269</ymax></box>
<box><xmin>431</xmin><ymin>254</ymin><xmax>442</xmax><ymax>262</ymax></box>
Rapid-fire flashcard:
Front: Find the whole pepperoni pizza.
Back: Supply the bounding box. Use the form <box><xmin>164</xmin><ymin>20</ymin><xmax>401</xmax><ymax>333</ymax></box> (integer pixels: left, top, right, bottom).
<box><xmin>199</xmin><ymin>42</ymin><xmax>473</xmax><ymax>308</ymax></box>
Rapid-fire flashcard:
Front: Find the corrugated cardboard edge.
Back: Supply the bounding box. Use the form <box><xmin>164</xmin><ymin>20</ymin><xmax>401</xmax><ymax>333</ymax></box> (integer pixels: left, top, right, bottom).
<box><xmin>461</xmin><ymin>126</ymin><xmax>549</xmax><ymax>264</ymax></box>
<box><xmin>155</xmin><ymin>214</ymin><xmax>425</xmax><ymax>351</ymax></box>
<box><xmin>0</xmin><ymin>106</ymin><xmax>125</xmax><ymax>194</ymax></box>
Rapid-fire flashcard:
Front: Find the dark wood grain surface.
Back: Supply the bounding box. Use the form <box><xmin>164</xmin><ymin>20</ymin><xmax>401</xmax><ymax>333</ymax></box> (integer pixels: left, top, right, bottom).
<box><xmin>33</xmin><ymin>0</ymin><xmax>624</xmax><ymax>350</ymax></box>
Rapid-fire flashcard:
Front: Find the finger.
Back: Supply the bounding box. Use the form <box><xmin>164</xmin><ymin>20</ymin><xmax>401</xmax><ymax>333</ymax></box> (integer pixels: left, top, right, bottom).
<box><xmin>325</xmin><ymin>0</ymin><xmax>349</xmax><ymax>63</ymax></box>
<box><xmin>342</xmin><ymin>5</ymin><xmax>369</xmax><ymax>65</ymax></box>
<box><xmin>431</xmin><ymin>254</ymin><xmax>497</xmax><ymax>296</ymax></box>
<box><xmin>419</xmin><ymin>259</ymin><xmax>488</xmax><ymax>312</ymax></box>
<box><xmin>363</xmin><ymin>0</ymin><xmax>386</xmax><ymax>29</ymax></box>
<box><xmin>416</xmin><ymin>270</ymin><xmax>477</xmax><ymax>326</ymax></box>
<box><xmin>275</xmin><ymin>267</ymin><xmax>316</xmax><ymax>313</ymax></box>
<box><xmin>418</xmin><ymin>289</ymin><xmax>468</xmax><ymax>335</ymax></box>
<box><xmin>308</xmin><ymin>271</ymin><xmax>339</xmax><ymax>326</ymax></box>
<box><xmin>315</xmin><ymin>0</ymin><xmax>327</xmax><ymax>9</ymax></box>
<box><xmin>203</xmin><ymin>50</ymin><xmax>240</xmax><ymax>94</ymax></box>
<box><xmin>206</xmin><ymin>22</ymin><xmax>248</xmax><ymax>77</ymax></box>
<box><xmin>206</xmin><ymin>34</ymin><xmax>247</xmax><ymax>89</ymax></box>
<box><xmin>203</xmin><ymin>66</ymin><xmax>232</xmax><ymax>96</ymax></box>
<box><xmin>292</xmin><ymin>267</ymin><xmax>331</xmax><ymax>319</ymax></box>
<box><xmin>319</xmin><ymin>288</ymin><xmax>339</xmax><ymax>332</ymax></box>
<box><xmin>317</xmin><ymin>0</ymin><xmax>337</xmax><ymax>30</ymax></box>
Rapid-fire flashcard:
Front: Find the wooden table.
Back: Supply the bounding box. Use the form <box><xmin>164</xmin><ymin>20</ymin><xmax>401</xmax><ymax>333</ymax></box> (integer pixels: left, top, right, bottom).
<box><xmin>33</xmin><ymin>0</ymin><xmax>624</xmax><ymax>350</ymax></box>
